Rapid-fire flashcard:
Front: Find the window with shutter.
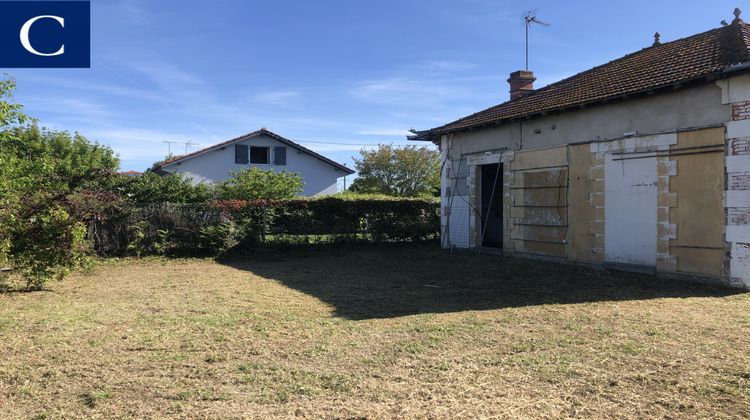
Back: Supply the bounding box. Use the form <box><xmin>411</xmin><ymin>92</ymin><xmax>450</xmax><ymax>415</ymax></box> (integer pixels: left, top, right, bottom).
<box><xmin>274</xmin><ymin>146</ymin><xmax>287</xmax><ymax>165</ymax></box>
<box><xmin>250</xmin><ymin>146</ymin><xmax>270</xmax><ymax>164</ymax></box>
<box><xmin>235</xmin><ymin>144</ymin><xmax>249</xmax><ymax>164</ymax></box>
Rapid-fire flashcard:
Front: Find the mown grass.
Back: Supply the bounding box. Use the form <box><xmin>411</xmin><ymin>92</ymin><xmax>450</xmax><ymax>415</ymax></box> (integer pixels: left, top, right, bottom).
<box><xmin>0</xmin><ymin>243</ymin><xmax>748</xmax><ymax>418</ymax></box>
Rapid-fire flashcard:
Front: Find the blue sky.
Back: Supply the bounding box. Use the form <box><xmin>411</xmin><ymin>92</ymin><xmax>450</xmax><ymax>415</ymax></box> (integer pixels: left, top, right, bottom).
<box><xmin>5</xmin><ymin>0</ymin><xmax>744</xmax><ymax>172</ymax></box>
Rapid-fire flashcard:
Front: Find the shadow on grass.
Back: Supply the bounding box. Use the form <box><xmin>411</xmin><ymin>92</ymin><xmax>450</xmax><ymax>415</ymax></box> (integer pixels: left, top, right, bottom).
<box><xmin>219</xmin><ymin>242</ymin><xmax>745</xmax><ymax>320</ymax></box>
<box><xmin>0</xmin><ymin>279</ymin><xmax>50</xmax><ymax>294</ymax></box>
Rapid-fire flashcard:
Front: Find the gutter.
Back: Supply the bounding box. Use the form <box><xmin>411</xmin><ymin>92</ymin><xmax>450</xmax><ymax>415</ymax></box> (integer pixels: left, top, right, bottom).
<box><xmin>407</xmin><ymin>128</ymin><xmax>433</xmax><ymax>142</ymax></box>
<box><xmin>724</xmin><ymin>60</ymin><xmax>750</xmax><ymax>73</ymax></box>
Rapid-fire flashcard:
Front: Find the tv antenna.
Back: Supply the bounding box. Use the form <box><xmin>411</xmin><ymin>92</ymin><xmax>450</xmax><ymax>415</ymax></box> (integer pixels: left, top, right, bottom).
<box><xmin>163</xmin><ymin>140</ymin><xmax>200</xmax><ymax>155</ymax></box>
<box><xmin>523</xmin><ymin>11</ymin><xmax>550</xmax><ymax>70</ymax></box>
<box><xmin>184</xmin><ymin>141</ymin><xmax>199</xmax><ymax>154</ymax></box>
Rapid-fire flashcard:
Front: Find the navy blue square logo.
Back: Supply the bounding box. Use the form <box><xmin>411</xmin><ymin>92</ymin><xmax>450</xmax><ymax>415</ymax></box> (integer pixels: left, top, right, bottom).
<box><xmin>0</xmin><ymin>1</ymin><xmax>90</xmax><ymax>68</ymax></box>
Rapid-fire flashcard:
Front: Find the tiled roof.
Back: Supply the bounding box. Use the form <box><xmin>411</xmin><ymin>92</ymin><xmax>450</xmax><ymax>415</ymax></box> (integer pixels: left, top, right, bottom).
<box><xmin>157</xmin><ymin>128</ymin><xmax>355</xmax><ymax>174</ymax></box>
<box><xmin>413</xmin><ymin>21</ymin><xmax>750</xmax><ymax>139</ymax></box>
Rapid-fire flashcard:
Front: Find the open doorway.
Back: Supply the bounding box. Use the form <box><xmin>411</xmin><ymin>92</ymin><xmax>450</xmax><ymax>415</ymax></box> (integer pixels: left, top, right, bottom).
<box><xmin>480</xmin><ymin>163</ymin><xmax>504</xmax><ymax>248</ymax></box>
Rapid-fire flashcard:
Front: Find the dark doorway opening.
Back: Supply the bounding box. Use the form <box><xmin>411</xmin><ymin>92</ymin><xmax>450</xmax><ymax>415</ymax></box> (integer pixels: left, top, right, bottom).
<box><xmin>480</xmin><ymin>163</ymin><xmax>504</xmax><ymax>248</ymax></box>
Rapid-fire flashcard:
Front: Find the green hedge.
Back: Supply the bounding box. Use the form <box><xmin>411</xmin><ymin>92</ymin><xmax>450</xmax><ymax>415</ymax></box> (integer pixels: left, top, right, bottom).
<box><xmin>81</xmin><ymin>197</ymin><xmax>439</xmax><ymax>257</ymax></box>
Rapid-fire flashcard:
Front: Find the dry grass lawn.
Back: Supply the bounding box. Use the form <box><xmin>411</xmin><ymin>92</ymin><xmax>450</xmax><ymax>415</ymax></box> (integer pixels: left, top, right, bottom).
<box><xmin>0</xmin><ymin>243</ymin><xmax>748</xmax><ymax>418</ymax></box>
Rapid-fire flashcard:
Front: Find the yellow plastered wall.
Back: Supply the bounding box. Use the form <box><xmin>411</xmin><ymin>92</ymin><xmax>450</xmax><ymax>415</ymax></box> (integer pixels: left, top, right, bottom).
<box><xmin>568</xmin><ymin>143</ymin><xmax>603</xmax><ymax>263</ymax></box>
<box><xmin>667</xmin><ymin>127</ymin><xmax>726</xmax><ymax>277</ymax></box>
<box><xmin>509</xmin><ymin>146</ymin><xmax>569</xmax><ymax>257</ymax></box>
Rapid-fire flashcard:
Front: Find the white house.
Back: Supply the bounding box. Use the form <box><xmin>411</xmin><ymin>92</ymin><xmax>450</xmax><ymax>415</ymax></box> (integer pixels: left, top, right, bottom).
<box><xmin>156</xmin><ymin>128</ymin><xmax>354</xmax><ymax>196</ymax></box>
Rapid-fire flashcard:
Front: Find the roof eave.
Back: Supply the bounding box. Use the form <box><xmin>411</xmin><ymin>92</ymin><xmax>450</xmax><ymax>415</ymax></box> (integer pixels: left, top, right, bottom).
<box><xmin>724</xmin><ymin>60</ymin><xmax>750</xmax><ymax>74</ymax></box>
<box><xmin>406</xmin><ymin>128</ymin><xmax>436</xmax><ymax>142</ymax></box>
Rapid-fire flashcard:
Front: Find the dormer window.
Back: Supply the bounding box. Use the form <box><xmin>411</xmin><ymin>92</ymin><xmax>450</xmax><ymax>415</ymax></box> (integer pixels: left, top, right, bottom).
<box><xmin>250</xmin><ymin>146</ymin><xmax>269</xmax><ymax>164</ymax></box>
<box><xmin>235</xmin><ymin>144</ymin><xmax>270</xmax><ymax>164</ymax></box>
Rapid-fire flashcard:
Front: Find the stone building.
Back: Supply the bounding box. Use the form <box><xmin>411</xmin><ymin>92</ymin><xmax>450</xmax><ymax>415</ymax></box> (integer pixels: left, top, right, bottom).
<box><xmin>410</xmin><ymin>11</ymin><xmax>750</xmax><ymax>289</ymax></box>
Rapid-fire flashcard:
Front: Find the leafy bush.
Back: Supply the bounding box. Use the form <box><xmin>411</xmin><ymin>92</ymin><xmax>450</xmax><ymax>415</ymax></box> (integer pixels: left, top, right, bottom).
<box><xmin>81</xmin><ymin>197</ymin><xmax>439</xmax><ymax>257</ymax></box>
<box><xmin>0</xmin><ymin>81</ymin><xmax>113</xmax><ymax>289</ymax></box>
<box><xmin>199</xmin><ymin>222</ymin><xmax>241</xmax><ymax>255</ymax></box>
<box><xmin>218</xmin><ymin>167</ymin><xmax>303</xmax><ymax>200</ymax></box>
<box><xmin>96</xmin><ymin>171</ymin><xmax>214</xmax><ymax>204</ymax></box>
<box><xmin>278</xmin><ymin>197</ymin><xmax>438</xmax><ymax>241</ymax></box>
<box><xmin>6</xmin><ymin>205</ymin><xmax>90</xmax><ymax>289</ymax></box>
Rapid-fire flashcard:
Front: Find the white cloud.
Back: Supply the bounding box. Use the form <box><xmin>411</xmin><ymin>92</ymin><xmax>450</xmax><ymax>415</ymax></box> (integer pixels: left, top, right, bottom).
<box><xmin>252</xmin><ymin>90</ymin><xmax>302</xmax><ymax>105</ymax></box>
<box><xmin>190</xmin><ymin>122</ymin><xmax>220</xmax><ymax>142</ymax></box>
<box><xmin>135</xmin><ymin>61</ymin><xmax>205</xmax><ymax>89</ymax></box>
<box><xmin>348</xmin><ymin>73</ymin><xmax>505</xmax><ymax>106</ymax></box>
<box><xmin>80</xmin><ymin>127</ymin><xmax>198</xmax><ymax>160</ymax></box>
<box><xmin>16</xmin><ymin>74</ymin><xmax>162</xmax><ymax>102</ymax></box>
<box><xmin>420</xmin><ymin>60</ymin><xmax>477</xmax><ymax>72</ymax></box>
<box><xmin>355</xmin><ymin>128</ymin><xmax>412</xmax><ymax>137</ymax></box>
<box><xmin>117</xmin><ymin>0</ymin><xmax>150</xmax><ymax>24</ymax></box>
<box><xmin>350</xmin><ymin>77</ymin><xmax>470</xmax><ymax>104</ymax></box>
<box><xmin>22</xmin><ymin>96</ymin><xmax>119</xmax><ymax>122</ymax></box>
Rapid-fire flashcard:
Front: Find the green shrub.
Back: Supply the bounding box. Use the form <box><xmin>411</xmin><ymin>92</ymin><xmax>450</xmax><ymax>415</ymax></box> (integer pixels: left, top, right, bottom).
<box><xmin>97</xmin><ymin>172</ymin><xmax>214</xmax><ymax>204</ymax></box>
<box><xmin>153</xmin><ymin>229</ymin><xmax>174</xmax><ymax>256</ymax></box>
<box><xmin>127</xmin><ymin>221</ymin><xmax>149</xmax><ymax>258</ymax></box>
<box><xmin>199</xmin><ymin>222</ymin><xmax>241</xmax><ymax>255</ymax></box>
<box><xmin>218</xmin><ymin>168</ymin><xmax>303</xmax><ymax>200</ymax></box>
<box><xmin>3</xmin><ymin>204</ymin><xmax>90</xmax><ymax>290</ymax></box>
<box><xmin>82</xmin><ymin>197</ymin><xmax>440</xmax><ymax>257</ymax></box>
<box><xmin>0</xmin><ymin>82</ymin><xmax>113</xmax><ymax>289</ymax></box>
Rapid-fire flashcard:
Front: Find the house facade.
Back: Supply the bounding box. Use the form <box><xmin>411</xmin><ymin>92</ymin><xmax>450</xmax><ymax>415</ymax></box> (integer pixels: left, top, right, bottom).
<box><xmin>157</xmin><ymin>128</ymin><xmax>354</xmax><ymax>197</ymax></box>
<box><xmin>410</xmin><ymin>13</ymin><xmax>750</xmax><ymax>289</ymax></box>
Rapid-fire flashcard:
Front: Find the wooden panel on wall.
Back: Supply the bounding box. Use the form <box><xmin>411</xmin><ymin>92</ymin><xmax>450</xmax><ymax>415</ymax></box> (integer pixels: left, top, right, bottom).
<box><xmin>513</xmin><ymin>147</ymin><xmax>567</xmax><ymax>171</ymax></box>
<box><xmin>512</xmin><ymin>188</ymin><xmax>568</xmax><ymax>207</ymax></box>
<box><xmin>510</xmin><ymin>207</ymin><xmax>568</xmax><ymax>226</ymax></box>
<box><xmin>568</xmin><ymin>143</ymin><xmax>599</xmax><ymax>262</ymax></box>
<box><xmin>669</xmin><ymin>127</ymin><xmax>725</xmax><ymax>277</ymax></box>
<box><xmin>511</xmin><ymin>225</ymin><xmax>567</xmax><ymax>242</ymax></box>
<box><xmin>510</xmin><ymin>146</ymin><xmax>569</xmax><ymax>258</ymax></box>
<box><xmin>512</xmin><ymin>167</ymin><xmax>567</xmax><ymax>187</ymax></box>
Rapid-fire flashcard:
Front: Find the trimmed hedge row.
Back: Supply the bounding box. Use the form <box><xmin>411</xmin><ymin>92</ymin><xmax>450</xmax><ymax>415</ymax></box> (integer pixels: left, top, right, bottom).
<box><xmin>83</xmin><ymin>197</ymin><xmax>440</xmax><ymax>256</ymax></box>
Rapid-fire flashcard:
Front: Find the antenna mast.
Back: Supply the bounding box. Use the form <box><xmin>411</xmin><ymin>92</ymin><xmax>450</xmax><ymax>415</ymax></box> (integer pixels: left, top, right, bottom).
<box><xmin>184</xmin><ymin>141</ymin><xmax>199</xmax><ymax>154</ymax></box>
<box><xmin>163</xmin><ymin>140</ymin><xmax>199</xmax><ymax>156</ymax></box>
<box><xmin>524</xmin><ymin>11</ymin><xmax>550</xmax><ymax>70</ymax></box>
<box><xmin>163</xmin><ymin>140</ymin><xmax>179</xmax><ymax>156</ymax></box>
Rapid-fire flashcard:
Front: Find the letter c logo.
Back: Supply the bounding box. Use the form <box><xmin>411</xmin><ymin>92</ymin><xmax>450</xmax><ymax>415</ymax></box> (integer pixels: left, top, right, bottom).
<box><xmin>20</xmin><ymin>15</ymin><xmax>65</xmax><ymax>57</ymax></box>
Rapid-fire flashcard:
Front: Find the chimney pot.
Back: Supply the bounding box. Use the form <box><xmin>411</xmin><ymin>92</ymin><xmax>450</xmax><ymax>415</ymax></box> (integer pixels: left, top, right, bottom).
<box><xmin>507</xmin><ymin>70</ymin><xmax>536</xmax><ymax>100</ymax></box>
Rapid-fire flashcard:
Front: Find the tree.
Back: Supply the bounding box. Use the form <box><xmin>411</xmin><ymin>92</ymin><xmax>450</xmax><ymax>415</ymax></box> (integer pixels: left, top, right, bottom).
<box><xmin>5</xmin><ymin>125</ymin><xmax>120</xmax><ymax>193</ymax></box>
<box><xmin>218</xmin><ymin>167</ymin><xmax>303</xmax><ymax>200</ymax></box>
<box><xmin>0</xmin><ymin>85</ymin><xmax>120</xmax><ymax>289</ymax></box>
<box><xmin>0</xmin><ymin>78</ymin><xmax>28</xmax><ymax>285</ymax></box>
<box><xmin>350</xmin><ymin>144</ymin><xmax>440</xmax><ymax>197</ymax></box>
<box><xmin>98</xmin><ymin>172</ymin><xmax>214</xmax><ymax>204</ymax></box>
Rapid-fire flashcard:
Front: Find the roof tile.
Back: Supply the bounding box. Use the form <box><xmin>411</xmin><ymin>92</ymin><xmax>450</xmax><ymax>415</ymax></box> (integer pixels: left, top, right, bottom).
<box><xmin>419</xmin><ymin>22</ymin><xmax>750</xmax><ymax>137</ymax></box>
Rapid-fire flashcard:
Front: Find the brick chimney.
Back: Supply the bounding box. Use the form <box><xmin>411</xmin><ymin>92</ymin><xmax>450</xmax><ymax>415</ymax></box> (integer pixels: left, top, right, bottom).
<box><xmin>507</xmin><ymin>70</ymin><xmax>536</xmax><ymax>100</ymax></box>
